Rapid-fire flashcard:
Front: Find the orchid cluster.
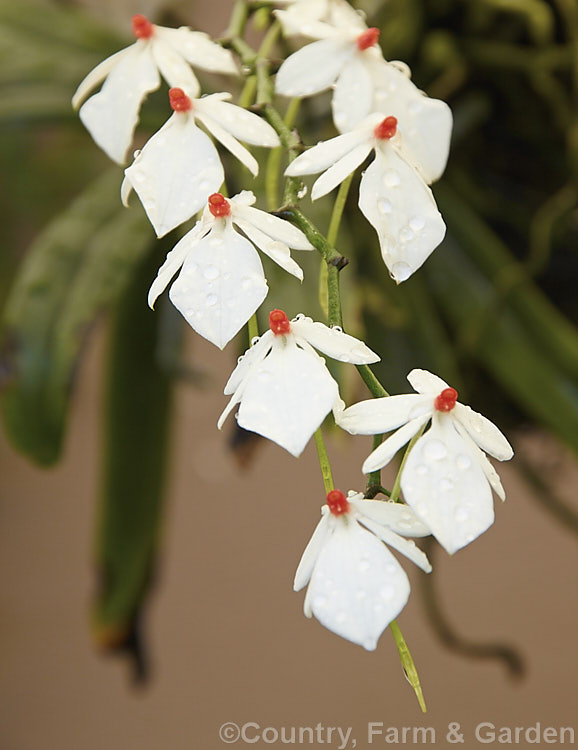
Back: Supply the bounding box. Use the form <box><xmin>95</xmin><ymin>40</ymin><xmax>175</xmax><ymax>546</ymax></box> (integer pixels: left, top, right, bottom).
<box><xmin>72</xmin><ymin>0</ymin><xmax>513</xmax><ymax>701</ymax></box>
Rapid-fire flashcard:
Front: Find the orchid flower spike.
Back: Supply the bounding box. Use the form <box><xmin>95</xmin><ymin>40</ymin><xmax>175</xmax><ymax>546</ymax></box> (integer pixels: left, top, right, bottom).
<box><xmin>295</xmin><ymin>489</ymin><xmax>431</xmax><ymax>650</ymax></box>
<box><xmin>285</xmin><ymin>114</ymin><xmax>446</xmax><ymax>282</ymax></box>
<box><xmin>335</xmin><ymin>369</ymin><xmax>514</xmax><ymax>554</ymax></box>
<box><xmin>72</xmin><ymin>15</ymin><xmax>238</xmax><ymax>164</ymax></box>
<box><xmin>218</xmin><ymin>310</ymin><xmax>379</xmax><ymax>456</ymax></box>
<box><xmin>275</xmin><ymin>23</ymin><xmax>385</xmax><ymax>134</ymax></box>
<box><xmin>121</xmin><ymin>88</ymin><xmax>280</xmax><ymax>237</ymax></box>
<box><xmin>148</xmin><ymin>192</ymin><xmax>313</xmax><ymax>349</ymax></box>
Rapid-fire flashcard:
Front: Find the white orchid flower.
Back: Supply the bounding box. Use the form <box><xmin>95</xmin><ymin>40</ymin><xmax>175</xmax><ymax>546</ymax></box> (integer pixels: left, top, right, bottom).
<box><xmin>286</xmin><ymin>115</ymin><xmax>446</xmax><ymax>282</ymax></box>
<box><xmin>72</xmin><ymin>14</ymin><xmax>238</xmax><ymax>164</ymax></box>
<box><xmin>274</xmin><ymin>0</ymin><xmax>366</xmax><ymax>38</ymax></box>
<box><xmin>121</xmin><ymin>87</ymin><xmax>280</xmax><ymax>237</ymax></box>
<box><xmin>295</xmin><ymin>489</ymin><xmax>431</xmax><ymax>650</ymax></box>
<box><xmin>218</xmin><ymin>310</ymin><xmax>379</xmax><ymax>456</ymax></box>
<box><xmin>275</xmin><ymin>25</ymin><xmax>383</xmax><ymax>134</ymax></box>
<box><xmin>148</xmin><ymin>192</ymin><xmax>313</xmax><ymax>349</ymax></box>
<box><xmin>335</xmin><ymin>369</ymin><xmax>514</xmax><ymax>554</ymax></box>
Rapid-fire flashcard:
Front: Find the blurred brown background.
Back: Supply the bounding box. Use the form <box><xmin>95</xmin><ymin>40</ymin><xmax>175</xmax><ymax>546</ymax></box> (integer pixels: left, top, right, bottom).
<box><xmin>1</xmin><ymin>330</ymin><xmax>577</xmax><ymax>748</ymax></box>
<box><xmin>1</xmin><ymin>0</ymin><xmax>577</xmax><ymax>748</ymax></box>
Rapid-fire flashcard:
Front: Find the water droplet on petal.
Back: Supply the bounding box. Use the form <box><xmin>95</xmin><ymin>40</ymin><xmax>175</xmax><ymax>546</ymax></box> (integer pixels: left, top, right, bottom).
<box><xmin>203</xmin><ymin>265</ymin><xmax>219</xmax><ymax>280</ymax></box>
<box><xmin>331</xmin><ymin>325</ymin><xmax>343</xmax><ymax>333</ymax></box>
<box><xmin>358</xmin><ymin>560</ymin><xmax>370</xmax><ymax>573</ymax></box>
<box><xmin>378</xmin><ymin>198</ymin><xmax>392</xmax><ymax>214</ymax></box>
<box><xmin>339</xmin><ymin>353</ymin><xmax>351</xmax><ymax>363</ymax></box>
<box><xmin>251</xmin><ymin>336</ymin><xmax>260</xmax><ymax>346</ymax></box>
<box><xmin>391</xmin><ymin>261</ymin><xmax>412</xmax><ymax>282</ymax></box>
<box><xmin>336</xmin><ymin>611</ymin><xmax>347</xmax><ymax>624</ymax></box>
<box><xmin>416</xmin><ymin>464</ymin><xmax>428</xmax><ymax>476</ymax></box>
<box><xmin>380</xmin><ymin>585</ymin><xmax>395</xmax><ymax>600</ymax></box>
<box><xmin>439</xmin><ymin>478</ymin><xmax>454</xmax><ymax>492</ymax></box>
<box><xmin>241</xmin><ymin>277</ymin><xmax>253</xmax><ymax>290</ymax></box>
<box><xmin>424</xmin><ymin>440</ymin><xmax>447</xmax><ymax>460</ymax></box>
<box><xmin>206</xmin><ymin>293</ymin><xmax>218</xmax><ymax>306</ymax></box>
<box><xmin>409</xmin><ymin>216</ymin><xmax>425</xmax><ymax>232</ymax></box>
<box><xmin>313</xmin><ymin>596</ymin><xmax>327</xmax><ymax>608</ymax></box>
<box><xmin>399</xmin><ymin>226</ymin><xmax>414</xmax><ymax>242</ymax></box>
<box><xmin>456</xmin><ymin>454</ymin><xmax>471</xmax><ymax>470</ymax></box>
<box><xmin>383</xmin><ymin>169</ymin><xmax>400</xmax><ymax>187</ymax></box>
<box><xmin>363</xmin><ymin>637</ymin><xmax>377</xmax><ymax>650</ymax></box>
<box><xmin>455</xmin><ymin>508</ymin><xmax>469</xmax><ymax>522</ymax></box>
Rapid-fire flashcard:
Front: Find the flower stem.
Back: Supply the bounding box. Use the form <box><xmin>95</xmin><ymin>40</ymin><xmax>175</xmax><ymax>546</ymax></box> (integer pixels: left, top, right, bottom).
<box><xmin>366</xmin><ymin>433</ymin><xmax>384</xmax><ymax>494</ymax></box>
<box><xmin>247</xmin><ymin>313</ymin><xmax>259</xmax><ymax>343</ymax></box>
<box><xmin>356</xmin><ymin>363</ymin><xmax>390</xmax><ymax>398</ymax></box>
<box><xmin>314</xmin><ymin>428</ymin><xmax>334</xmax><ymax>494</ymax></box>
<box><xmin>327</xmin><ymin>172</ymin><xmax>353</xmax><ymax>247</ymax></box>
<box><xmin>389</xmin><ymin>620</ymin><xmax>427</xmax><ymax>713</ymax></box>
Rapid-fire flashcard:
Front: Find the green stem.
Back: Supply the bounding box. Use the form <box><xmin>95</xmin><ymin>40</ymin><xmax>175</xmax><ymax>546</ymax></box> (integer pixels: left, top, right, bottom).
<box><xmin>366</xmin><ymin>433</ymin><xmax>384</xmax><ymax>493</ymax></box>
<box><xmin>265</xmin><ymin>99</ymin><xmax>301</xmax><ymax>211</ymax></box>
<box><xmin>389</xmin><ymin>620</ymin><xmax>427</xmax><ymax>713</ymax></box>
<box><xmin>314</xmin><ymin>428</ymin><xmax>334</xmax><ymax>493</ymax></box>
<box><xmin>327</xmin><ymin>172</ymin><xmax>354</xmax><ymax>247</ymax></box>
<box><xmin>356</xmin><ymin>363</ymin><xmax>389</xmax><ymax>398</ymax></box>
<box><xmin>247</xmin><ymin>313</ymin><xmax>259</xmax><ymax>343</ymax></box>
<box><xmin>225</xmin><ymin>0</ymin><xmax>249</xmax><ymax>39</ymax></box>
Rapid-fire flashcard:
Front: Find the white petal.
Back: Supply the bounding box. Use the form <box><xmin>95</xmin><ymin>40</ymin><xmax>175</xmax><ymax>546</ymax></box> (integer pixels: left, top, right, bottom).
<box><xmin>350</xmin><ymin>498</ymin><xmax>431</xmax><ymax>537</ymax></box>
<box><xmin>233</xmin><ymin>219</ymin><xmax>304</xmax><ymax>279</ymax></box>
<box><xmin>336</xmin><ymin>394</ymin><xmax>431</xmax><ymax>435</ymax></box>
<box><xmin>362</xmin><ymin>416</ymin><xmax>430</xmax><ymax>474</ymax></box>
<box><xmin>294</xmin><ymin>514</ymin><xmax>332</xmax><ymax>591</ymax></box>
<box><xmin>72</xmin><ymin>46</ymin><xmax>133</xmax><ymax>109</ymax></box>
<box><xmin>453</xmin><ymin>403</ymin><xmax>514</xmax><ymax>461</ymax></box>
<box><xmin>223</xmin><ymin>332</ymin><xmax>274</xmax><ymax>396</ymax></box>
<box><xmin>332</xmin><ymin>55</ymin><xmax>374</xmax><ymax>133</ymax></box>
<box><xmin>154</xmin><ymin>26</ymin><xmax>238</xmax><ymax>75</ymax></box>
<box><xmin>329</xmin><ymin>0</ymin><xmax>367</xmax><ymax>29</ymax></box>
<box><xmin>454</xmin><ymin>424</ymin><xmax>506</xmax><ymax>501</ymax></box>
<box><xmin>78</xmin><ymin>44</ymin><xmax>160</xmax><ymax>164</ymax></box>
<box><xmin>401</xmin><ymin>416</ymin><xmax>495</xmax><ymax>554</ymax></box>
<box><xmin>311</xmin><ymin>141</ymin><xmax>373</xmax><ymax>200</ymax></box>
<box><xmin>150</xmin><ymin>38</ymin><xmax>200</xmax><ymax>95</ymax></box>
<box><xmin>285</xmin><ymin>127</ymin><xmax>370</xmax><ymax>176</ymax></box>
<box><xmin>275</xmin><ymin>38</ymin><xmax>353</xmax><ymax>97</ymax></box>
<box><xmin>231</xmin><ymin>203</ymin><xmax>313</xmax><ymax>249</ymax></box>
<box><xmin>147</xmin><ymin>219</ymin><xmax>211</xmax><ymax>308</ymax></box>
<box><xmin>291</xmin><ymin>318</ymin><xmax>379</xmax><ymax>364</ymax></box>
<box><xmin>195</xmin><ymin>96</ymin><xmax>279</xmax><ymax>147</ymax></box>
<box><xmin>358</xmin><ymin>148</ymin><xmax>446</xmax><ymax>282</ymax></box>
<box><xmin>370</xmin><ymin>59</ymin><xmax>452</xmax><ymax>183</ymax></box>
<box><xmin>235</xmin><ymin>340</ymin><xmax>339</xmax><ymax>456</ymax></box>
<box><xmin>358</xmin><ymin>517</ymin><xmax>432</xmax><ymax>572</ymax></box>
<box><xmin>305</xmin><ymin>520</ymin><xmax>410</xmax><ymax>650</ymax></box>
<box><xmin>194</xmin><ymin>111</ymin><xmax>259</xmax><ymax>175</ymax></box>
<box><xmin>120</xmin><ymin>174</ymin><xmax>133</xmax><ymax>207</ymax></box>
<box><xmin>407</xmin><ymin>368</ymin><xmax>450</xmax><ymax>394</ymax></box>
<box><xmin>124</xmin><ymin>115</ymin><xmax>223</xmax><ymax>236</ymax></box>
<box><xmin>169</xmin><ymin>224</ymin><xmax>268</xmax><ymax>349</ymax></box>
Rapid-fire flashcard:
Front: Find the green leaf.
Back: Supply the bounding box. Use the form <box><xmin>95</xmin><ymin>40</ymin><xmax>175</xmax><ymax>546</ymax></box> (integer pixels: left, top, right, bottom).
<box><xmin>94</xmin><ymin>247</ymin><xmax>173</xmax><ymax>680</ymax></box>
<box><xmin>426</xmin><ymin>234</ymin><xmax>578</xmax><ymax>453</ymax></box>
<box><xmin>0</xmin><ymin>169</ymin><xmax>154</xmax><ymax>464</ymax></box>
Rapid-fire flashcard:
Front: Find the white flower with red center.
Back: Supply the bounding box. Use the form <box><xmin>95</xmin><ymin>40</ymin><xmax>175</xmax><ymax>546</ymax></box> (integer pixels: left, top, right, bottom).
<box><xmin>148</xmin><ymin>192</ymin><xmax>313</xmax><ymax>349</ymax></box>
<box><xmin>335</xmin><ymin>369</ymin><xmax>514</xmax><ymax>554</ymax></box>
<box><xmin>275</xmin><ymin>25</ymin><xmax>385</xmax><ymax>134</ymax></box>
<box><xmin>294</xmin><ymin>489</ymin><xmax>431</xmax><ymax>650</ymax></box>
<box><xmin>121</xmin><ymin>87</ymin><xmax>280</xmax><ymax>237</ymax></box>
<box><xmin>285</xmin><ymin>115</ymin><xmax>446</xmax><ymax>282</ymax></box>
<box><xmin>218</xmin><ymin>310</ymin><xmax>379</xmax><ymax>456</ymax></box>
<box><xmin>72</xmin><ymin>14</ymin><xmax>238</xmax><ymax>164</ymax></box>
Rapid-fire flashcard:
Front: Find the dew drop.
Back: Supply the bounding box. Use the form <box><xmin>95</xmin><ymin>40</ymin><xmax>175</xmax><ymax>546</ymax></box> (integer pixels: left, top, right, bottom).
<box><xmin>199</xmin><ymin>179</ymin><xmax>210</xmax><ymax>191</ymax></box>
<box><xmin>206</xmin><ymin>293</ymin><xmax>218</xmax><ymax>307</ymax></box>
<box><xmin>331</xmin><ymin>325</ymin><xmax>343</xmax><ymax>333</ymax></box>
<box><xmin>378</xmin><ymin>198</ymin><xmax>392</xmax><ymax>214</ymax></box>
<box><xmin>203</xmin><ymin>265</ymin><xmax>219</xmax><ymax>280</ymax></box>
<box><xmin>416</xmin><ymin>464</ymin><xmax>428</xmax><ymax>476</ymax></box>
<box><xmin>409</xmin><ymin>99</ymin><xmax>422</xmax><ymax>114</ymax></box>
<box><xmin>399</xmin><ymin>520</ymin><xmax>412</xmax><ymax>530</ymax></box>
<box><xmin>297</xmin><ymin>185</ymin><xmax>308</xmax><ymax>199</ymax></box>
<box><xmin>456</xmin><ymin>454</ymin><xmax>471</xmax><ymax>470</ymax></box>
<box><xmin>241</xmin><ymin>278</ymin><xmax>253</xmax><ymax>290</ymax></box>
<box><xmin>363</xmin><ymin>637</ymin><xmax>377</xmax><ymax>650</ymax></box>
<box><xmin>399</xmin><ymin>226</ymin><xmax>414</xmax><ymax>242</ymax></box>
<box><xmin>455</xmin><ymin>508</ymin><xmax>469</xmax><ymax>522</ymax></box>
<box><xmin>424</xmin><ymin>439</ymin><xmax>447</xmax><ymax>460</ymax></box>
<box><xmin>258</xmin><ymin>371</ymin><xmax>271</xmax><ymax>383</ymax></box>
<box><xmin>380</xmin><ymin>585</ymin><xmax>395</xmax><ymax>600</ymax></box>
<box><xmin>313</xmin><ymin>596</ymin><xmax>327</xmax><ymax>608</ymax></box>
<box><xmin>339</xmin><ymin>353</ymin><xmax>351</xmax><ymax>363</ymax></box>
<box><xmin>358</xmin><ymin>560</ymin><xmax>370</xmax><ymax>573</ymax></box>
<box><xmin>373</xmin><ymin>603</ymin><xmax>384</xmax><ymax>613</ymax></box>
<box><xmin>133</xmin><ymin>170</ymin><xmax>147</xmax><ymax>184</ymax></box>
<box><xmin>385</xmin><ymin>563</ymin><xmax>397</xmax><ymax>574</ymax></box>
<box><xmin>383</xmin><ymin>169</ymin><xmax>400</xmax><ymax>187</ymax></box>
<box><xmin>336</xmin><ymin>611</ymin><xmax>347</xmax><ymax>624</ymax></box>
<box><xmin>417</xmin><ymin>503</ymin><xmax>429</xmax><ymax>516</ymax></box>
<box><xmin>391</xmin><ymin>261</ymin><xmax>412</xmax><ymax>282</ymax></box>
<box><xmin>237</xmin><ymin>355</ymin><xmax>245</xmax><ymax>364</ymax></box>
<box><xmin>439</xmin><ymin>478</ymin><xmax>454</xmax><ymax>492</ymax></box>
<box><xmin>409</xmin><ymin>216</ymin><xmax>425</xmax><ymax>232</ymax></box>
<box><xmin>251</xmin><ymin>336</ymin><xmax>260</xmax><ymax>346</ymax></box>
